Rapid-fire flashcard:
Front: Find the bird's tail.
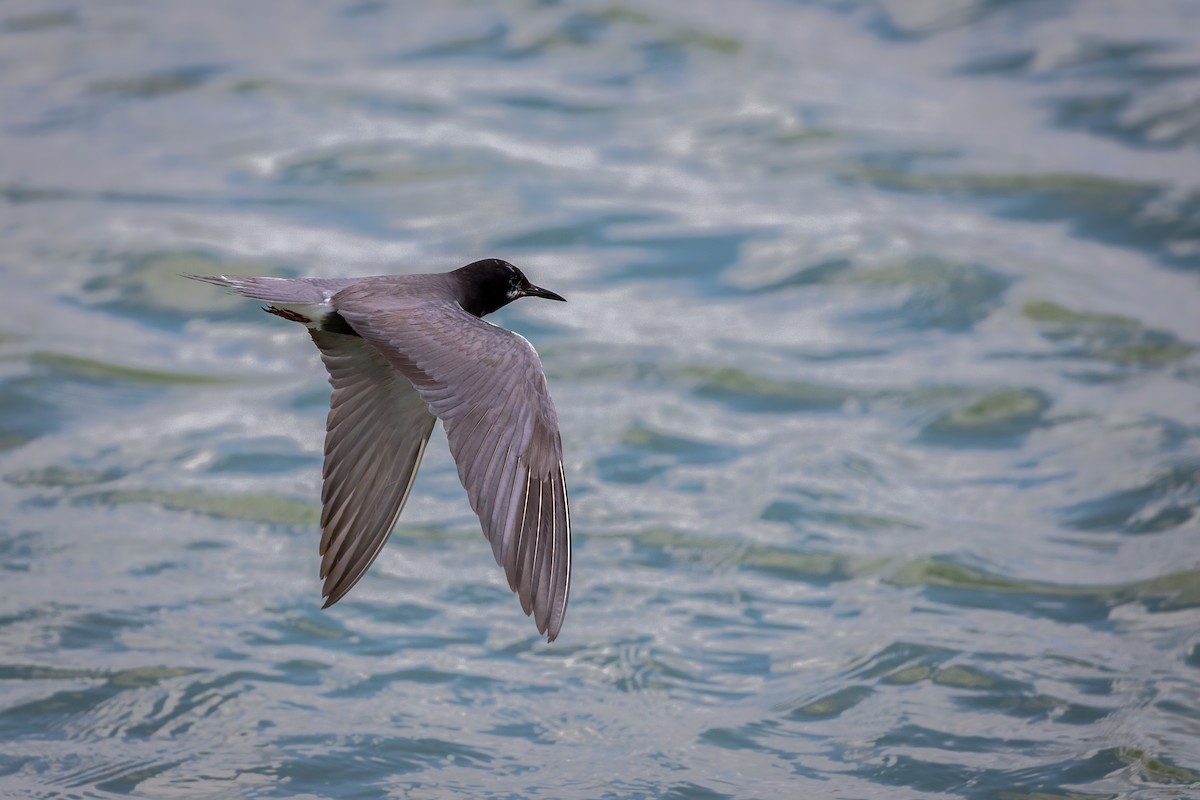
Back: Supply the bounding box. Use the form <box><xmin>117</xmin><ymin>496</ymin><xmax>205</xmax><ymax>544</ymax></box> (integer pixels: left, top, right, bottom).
<box><xmin>183</xmin><ymin>273</ymin><xmax>340</xmax><ymax>305</ymax></box>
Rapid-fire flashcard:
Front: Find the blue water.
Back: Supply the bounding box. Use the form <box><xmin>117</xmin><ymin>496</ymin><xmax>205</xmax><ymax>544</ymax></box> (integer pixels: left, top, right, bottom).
<box><xmin>2</xmin><ymin>1</ymin><xmax>1199</xmax><ymax>797</ymax></box>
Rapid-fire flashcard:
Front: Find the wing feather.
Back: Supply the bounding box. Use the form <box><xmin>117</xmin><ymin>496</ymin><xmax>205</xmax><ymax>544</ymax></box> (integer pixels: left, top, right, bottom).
<box><xmin>309</xmin><ymin>330</ymin><xmax>436</xmax><ymax>608</ymax></box>
<box><xmin>333</xmin><ymin>292</ymin><xmax>572</xmax><ymax>641</ymax></box>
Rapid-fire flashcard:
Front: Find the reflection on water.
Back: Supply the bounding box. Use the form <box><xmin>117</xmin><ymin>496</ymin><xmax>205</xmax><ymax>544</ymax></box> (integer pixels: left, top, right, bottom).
<box><xmin>2</xmin><ymin>0</ymin><xmax>1199</xmax><ymax>797</ymax></box>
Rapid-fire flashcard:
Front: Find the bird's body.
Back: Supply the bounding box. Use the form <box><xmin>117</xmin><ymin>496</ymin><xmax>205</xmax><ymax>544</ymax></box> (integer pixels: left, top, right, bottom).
<box><xmin>188</xmin><ymin>259</ymin><xmax>571</xmax><ymax>641</ymax></box>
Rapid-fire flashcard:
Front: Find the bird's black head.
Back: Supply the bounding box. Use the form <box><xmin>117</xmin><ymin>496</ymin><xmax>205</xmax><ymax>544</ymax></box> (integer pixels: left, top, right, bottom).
<box><xmin>454</xmin><ymin>258</ymin><xmax>566</xmax><ymax>318</ymax></box>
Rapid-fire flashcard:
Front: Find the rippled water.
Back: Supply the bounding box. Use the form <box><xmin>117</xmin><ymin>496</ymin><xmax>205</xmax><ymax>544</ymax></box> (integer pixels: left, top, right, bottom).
<box><xmin>2</xmin><ymin>1</ymin><xmax>1199</xmax><ymax>797</ymax></box>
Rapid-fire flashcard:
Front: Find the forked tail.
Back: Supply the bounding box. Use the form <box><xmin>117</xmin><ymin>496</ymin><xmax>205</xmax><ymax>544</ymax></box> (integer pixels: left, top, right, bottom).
<box><xmin>183</xmin><ymin>273</ymin><xmax>342</xmax><ymax>304</ymax></box>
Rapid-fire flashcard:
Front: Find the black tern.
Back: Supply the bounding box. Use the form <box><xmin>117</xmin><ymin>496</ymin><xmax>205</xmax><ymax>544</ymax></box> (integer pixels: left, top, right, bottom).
<box><xmin>188</xmin><ymin>259</ymin><xmax>571</xmax><ymax>641</ymax></box>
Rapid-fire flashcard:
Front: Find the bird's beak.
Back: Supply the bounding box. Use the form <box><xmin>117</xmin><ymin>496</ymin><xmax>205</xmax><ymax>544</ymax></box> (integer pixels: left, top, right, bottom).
<box><xmin>523</xmin><ymin>283</ymin><xmax>567</xmax><ymax>302</ymax></box>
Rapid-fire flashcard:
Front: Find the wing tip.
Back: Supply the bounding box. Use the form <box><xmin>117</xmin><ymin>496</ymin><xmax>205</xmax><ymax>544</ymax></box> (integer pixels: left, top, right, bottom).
<box><xmin>541</xmin><ymin>599</ymin><xmax>568</xmax><ymax>643</ymax></box>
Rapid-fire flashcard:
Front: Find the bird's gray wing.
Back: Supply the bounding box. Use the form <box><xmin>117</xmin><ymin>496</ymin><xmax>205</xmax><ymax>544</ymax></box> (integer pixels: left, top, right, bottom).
<box><xmin>333</xmin><ymin>293</ymin><xmax>571</xmax><ymax>641</ymax></box>
<box><xmin>309</xmin><ymin>329</ymin><xmax>437</xmax><ymax>607</ymax></box>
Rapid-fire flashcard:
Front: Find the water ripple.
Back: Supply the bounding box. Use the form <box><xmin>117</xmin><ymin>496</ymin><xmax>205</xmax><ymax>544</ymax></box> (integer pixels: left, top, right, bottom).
<box><xmin>1</xmin><ymin>0</ymin><xmax>1198</xmax><ymax>797</ymax></box>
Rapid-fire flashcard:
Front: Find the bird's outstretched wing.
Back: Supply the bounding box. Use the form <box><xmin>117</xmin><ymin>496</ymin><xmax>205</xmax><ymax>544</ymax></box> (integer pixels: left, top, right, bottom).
<box><xmin>333</xmin><ymin>290</ymin><xmax>571</xmax><ymax>641</ymax></box>
<box><xmin>309</xmin><ymin>329</ymin><xmax>437</xmax><ymax>607</ymax></box>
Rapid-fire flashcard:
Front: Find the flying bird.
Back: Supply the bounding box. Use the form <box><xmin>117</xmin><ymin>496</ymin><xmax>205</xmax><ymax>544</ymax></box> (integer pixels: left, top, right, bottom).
<box><xmin>188</xmin><ymin>259</ymin><xmax>571</xmax><ymax>641</ymax></box>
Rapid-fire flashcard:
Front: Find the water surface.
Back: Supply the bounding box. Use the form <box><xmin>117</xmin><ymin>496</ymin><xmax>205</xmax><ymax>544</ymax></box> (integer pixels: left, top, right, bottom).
<box><xmin>2</xmin><ymin>1</ymin><xmax>1199</xmax><ymax>797</ymax></box>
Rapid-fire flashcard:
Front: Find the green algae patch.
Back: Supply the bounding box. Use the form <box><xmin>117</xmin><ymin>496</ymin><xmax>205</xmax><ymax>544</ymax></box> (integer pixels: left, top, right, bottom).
<box><xmin>1119</xmin><ymin>747</ymin><xmax>1199</xmax><ymax>784</ymax></box>
<box><xmin>31</xmin><ymin>352</ymin><xmax>235</xmax><ymax>386</ymax></box>
<box><xmin>932</xmin><ymin>665</ymin><xmax>997</xmax><ymax>689</ymax></box>
<box><xmin>890</xmin><ymin>557</ymin><xmax>1200</xmax><ymax>613</ymax></box>
<box><xmin>882</xmin><ymin>665</ymin><xmax>934</xmax><ymax>685</ymax></box>
<box><xmin>682</xmin><ymin>365</ymin><xmax>855</xmax><ymax>413</ymax></box>
<box><xmin>5</xmin><ymin>465</ymin><xmax>124</xmax><ymax>488</ymax></box>
<box><xmin>787</xmin><ymin>685</ymin><xmax>875</xmax><ymax>719</ymax></box>
<box><xmin>1022</xmin><ymin>299</ymin><xmax>1195</xmax><ymax>367</ymax></box>
<box><xmin>1021</xmin><ymin>300</ymin><xmax>1137</xmax><ymax>327</ymax></box>
<box><xmin>922</xmin><ymin>388</ymin><xmax>1050</xmax><ymax>444</ymax></box>
<box><xmin>90</xmin><ymin>489</ymin><xmax>320</xmax><ymax>526</ymax></box>
<box><xmin>854</xmin><ymin>257</ymin><xmax>1013</xmax><ymax>331</ymax></box>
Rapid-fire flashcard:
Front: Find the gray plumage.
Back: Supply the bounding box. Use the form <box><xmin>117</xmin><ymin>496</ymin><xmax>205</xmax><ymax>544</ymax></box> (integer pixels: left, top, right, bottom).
<box><xmin>187</xmin><ymin>259</ymin><xmax>571</xmax><ymax>641</ymax></box>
